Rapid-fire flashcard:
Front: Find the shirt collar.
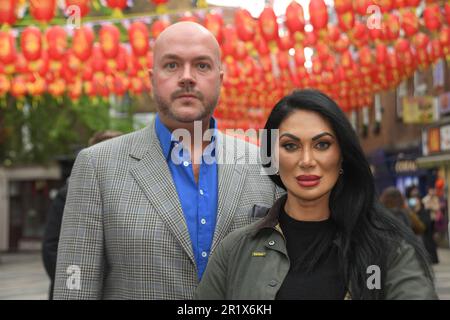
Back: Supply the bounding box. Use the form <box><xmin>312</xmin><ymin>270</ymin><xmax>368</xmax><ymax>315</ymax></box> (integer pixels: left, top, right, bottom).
<box><xmin>155</xmin><ymin>114</ymin><xmax>218</xmax><ymax>161</ymax></box>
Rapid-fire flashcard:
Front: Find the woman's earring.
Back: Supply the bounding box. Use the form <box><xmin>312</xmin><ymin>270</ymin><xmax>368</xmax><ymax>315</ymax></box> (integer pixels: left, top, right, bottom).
<box><xmin>339</xmin><ymin>168</ymin><xmax>344</xmax><ymax>175</ymax></box>
<box><xmin>275</xmin><ymin>171</ymin><xmax>280</xmax><ymax>176</ymax></box>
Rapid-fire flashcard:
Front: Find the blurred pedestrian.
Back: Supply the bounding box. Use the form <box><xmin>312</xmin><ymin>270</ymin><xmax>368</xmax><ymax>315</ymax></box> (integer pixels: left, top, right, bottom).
<box><xmin>379</xmin><ymin>186</ymin><xmax>412</xmax><ymax>228</ymax></box>
<box><xmin>42</xmin><ymin>130</ymin><xmax>123</xmax><ymax>299</ymax></box>
<box><xmin>407</xmin><ymin>190</ymin><xmax>439</xmax><ymax>264</ymax></box>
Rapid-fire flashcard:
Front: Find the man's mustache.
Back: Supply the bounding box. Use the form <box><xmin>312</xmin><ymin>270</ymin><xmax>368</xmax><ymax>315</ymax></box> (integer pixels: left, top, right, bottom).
<box><xmin>171</xmin><ymin>89</ymin><xmax>204</xmax><ymax>101</ymax></box>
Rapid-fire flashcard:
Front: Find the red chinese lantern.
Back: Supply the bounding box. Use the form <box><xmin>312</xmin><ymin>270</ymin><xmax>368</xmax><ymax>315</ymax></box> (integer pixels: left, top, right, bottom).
<box><xmin>327</xmin><ymin>25</ymin><xmax>340</xmax><ymax>43</ymax></box>
<box><xmin>30</xmin><ymin>0</ymin><xmax>56</xmax><ymax>23</ymax></box>
<box><xmin>440</xmin><ymin>26</ymin><xmax>450</xmax><ymax>51</ymax></box>
<box><xmin>401</xmin><ymin>10</ymin><xmax>419</xmax><ymax>38</ymax></box>
<box><xmin>72</xmin><ymin>26</ymin><xmax>94</xmax><ymax>61</ymax></box>
<box><xmin>91</xmin><ymin>45</ymin><xmax>106</xmax><ymax>73</ymax></box>
<box><xmin>352</xmin><ymin>21</ymin><xmax>369</xmax><ymax>47</ymax></box>
<box><xmin>67</xmin><ymin>78</ymin><xmax>82</xmax><ymax>100</ymax></box>
<box><xmin>48</xmin><ymin>78</ymin><xmax>66</xmax><ymax>97</ymax></box>
<box><xmin>106</xmin><ymin>0</ymin><xmax>127</xmax><ymax>9</ymax></box>
<box><xmin>65</xmin><ymin>0</ymin><xmax>90</xmax><ymax>17</ymax></box>
<box><xmin>46</xmin><ymin>26</ymin><xmax>67</xmax><ymax>60</ymax></box>
<box><xmin>285</xmin><ymin>1</ymin><xmax>305</xmax><ymax>39</ymax></box>
<box><xmin>255</xmin><ymin>35</ymin><xmax>270</xmax><ymax>56</ymax></box>
<box><xmin>0</xmin><ymin>74</ymin><xmax>10</xmax><ymax>96</ymax></box>
<box><xmin>11</xmin><ymin>75</ymin><xmax>27</xmax><ymax>98</ymax></box>
<box><xmin>376</xmin><ymin>0</ymin><xmax>393</xmax><ymax>13</ymax></box>
<box><xmin>445</xmin><ymin>3</ymin><xmax>450</xmax><ymax>26</ymax></box>
<box><xmin>277</xmin><ymin>50</ymin><xmax>289</xmax><ymax>70</ymax></box>
<box><xmin>130</xmin><ymin>77</ymin><xmax>144</xmax><ymax>95</ymax></box>
<box><xmin>235</xmin><ymin>9</ymin><xmax>256</xmax><ymax>42</ymax></box>
<box><xmin>406</xmin><ymin>0</ymin><xmax>420</xmax><ymax>7</ymax></box>
<box><xmin>151</xmin><ymin>19</ymin><xmax>169</xmax><ymax>40</ymax></box>
<box><xmin>375</xmin><ymin>43</ymin><xmax>388</xmax><ymax>66</ymax></box>
<box><xmin>21</xmin><ymin>27</ymin><xmax>42</xmax><ymax>61</ymax></box>
<box><xmin>334</xmin><ymin>0</ymin><xmax>352</xmax><ymax>14</ymax></box>
<box><xmin>304</xmin><ymin>31</ymin><xmax>318</xmax><ymax>47</ymax></box>
<box><xmin>338</xmin><ymin>11</ymin><xmax>355</xmax><ymax>33</ymax></box>
<box><xmin>334</xmin><ymin>33</ymin><xmax>350</xmax><ymax>53</ymax></box>
<box><xmin>359</xmin><ymin>46</ymin><xmax>373</xmax><ymax>68</ymax></box>
<box><xmin>221</xmin><ymin>25</ymin><xmax>238</xmax><ymax>60</ymax></box>
<box><xmin>151</xmin><ymin>0</ymin><xmax>168</xmax><ymax>14</ymax></box>
<box><xmin>259</xmin><ymin>7</ymin><xmax>278</xmax><ymax>42</ymax></box>
<box><xmin>63</xmin><ymin>49</ymin><xmax>81</xmax><ymax>76</ymax></box>
<box><xmin>128</xmin><ymin>21</ymin><xmax>149</xmax><ymax>57</ymax></box>
<box><xmin>354</xmin><ymin>0</ymin><xmax>372</xmax><ymax>16</ymax></box>
<box><xmin>385</xmin><ymin>13</ymin><xmax>400</xmax><ymax>42</ymax></box>
<box><xmin>309</xmin><ymin>0</ymin><xmax>328</xmax><ymax>31</ymax></box>
<box><xmin>29</xmin><ymin>51</ymin><xmax>49</xmax><ymax>77</ymax></box>
<box><xmin>99</xmin><ymin>24</ymin><xmax>120</xmax><ymax>59</ymax></box>
<box><xmin>277</xmin><ymin>32</ymin><xmax>294</xmax><ymax>52</ymax></box>
<box><xmin>204</xmin><ymin>12</ymin><xmax>224</xmax><ymax>44</ymax></box>
<box><xmin>0</xmin><ymin>30</ymin><xmax>16</xmax><ymax>64</ymax></box>
<box><xmin>0</xmin><ymin>0</ymin><xmax>17</xmax><ymax>25</ymax></box>
<box><xmin>27</xmin><ymin>75</ymin><xmax>46</xmax><ymax>97</ymax></box>
<box><xmin>431</xmin><ymin>39</ymin><xmax>443</xmax><ymax>62</ymax></box>
<box><xmin>423</xmin><ymin>4</ymin><xmax>442</xmax><ymax>32</ymax></box>
<box><xmin>413</xmin><ymin>32</ymin><xmax>430</xmax><ymax>50</ymax></box>
<box><xmin>15</xmin><ymin>53</ymin><xmax>28</xmax><ymax>73</ymax></box>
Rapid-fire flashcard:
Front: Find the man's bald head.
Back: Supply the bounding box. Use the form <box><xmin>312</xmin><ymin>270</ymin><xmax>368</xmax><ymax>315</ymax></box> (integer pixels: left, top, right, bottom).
<box><xmin>153</xmin><ymin>21</ymin><xmax>222</xmax><ymax>67</ymax></box>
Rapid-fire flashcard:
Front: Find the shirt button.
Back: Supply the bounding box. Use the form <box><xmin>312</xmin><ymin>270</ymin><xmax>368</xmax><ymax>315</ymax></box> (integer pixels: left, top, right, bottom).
<box><xmin>268</xmin><ymin>240</ymin><xmax>275</xmax><ymax>246</ymax></box>
<box><xmin>268</xmin><ymin>280</ymin><xmax>278</xmax><ymax>287</ymax></box>
<box><xmin>199</xmin><ymin>189</ymin><xmax>204</xmax><ymax>196</ymax></box>
<box><xmin>201</xmin><ymin>251</ymin><xmax>208</xmax><ymax>258</ymax></box>
<box><xmin>183</xmin><ymin>161</ymin><xmax>189</xmax><ymax>167</ymax></box>
<box><xmin>201</xmin><ymin>218</ymin><xmax>206</xmax><ymax>225</ymax></box>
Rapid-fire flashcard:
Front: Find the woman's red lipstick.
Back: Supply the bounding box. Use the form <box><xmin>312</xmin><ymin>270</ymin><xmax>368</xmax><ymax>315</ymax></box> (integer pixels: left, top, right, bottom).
<box><xmin>296</xmin><ymin>175</ymin><xmax>321</xmax><ymax>187</ymax></box>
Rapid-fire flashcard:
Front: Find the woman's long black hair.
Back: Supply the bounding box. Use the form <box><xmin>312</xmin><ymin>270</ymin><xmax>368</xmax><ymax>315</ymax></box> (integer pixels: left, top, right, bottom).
<box><xmin>261</xmin><ymin>89</ymin><xmax>434</xmax><ymax>299</ymax></box>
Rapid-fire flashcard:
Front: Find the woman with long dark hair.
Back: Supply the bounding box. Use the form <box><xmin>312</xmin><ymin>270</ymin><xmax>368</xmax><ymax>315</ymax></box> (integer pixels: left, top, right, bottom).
<box><xmin>195</xmin><ymin>89</ymin><xmax>437</xmax><ymax>299</ymax></box>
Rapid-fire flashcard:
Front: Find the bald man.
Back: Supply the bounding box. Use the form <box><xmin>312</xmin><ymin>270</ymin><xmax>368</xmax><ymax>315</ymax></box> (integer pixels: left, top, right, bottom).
<box><xmin>53</xmin><ymin>22</ymin><xmax>280</xmax><ymax>299</ymax></box>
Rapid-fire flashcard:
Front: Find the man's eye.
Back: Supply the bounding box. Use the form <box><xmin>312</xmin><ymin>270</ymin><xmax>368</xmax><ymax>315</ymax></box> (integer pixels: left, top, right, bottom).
<box><xmin>197</xmin><ymin>63</ymin><xmax>210</xmax><ymax>70</ymax></box>
<box><xmin>316</xmin><ymin>141</ymin><xmax>331</xmax><ymax>150</ymax></box>
<box><xmin>165</xmin><ymin>62</ymin><xmax>178</xmax><ymax>70</ymax></box>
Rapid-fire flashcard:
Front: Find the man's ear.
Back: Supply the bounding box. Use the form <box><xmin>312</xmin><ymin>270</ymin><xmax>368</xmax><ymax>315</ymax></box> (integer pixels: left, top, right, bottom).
<box><xmin>149</xmin><ymin>68</ymin><xmax>153</xmax><ymax>78</ymax></box>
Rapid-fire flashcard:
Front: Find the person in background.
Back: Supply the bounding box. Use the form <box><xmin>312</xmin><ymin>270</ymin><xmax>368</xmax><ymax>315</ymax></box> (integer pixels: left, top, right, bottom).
<box><xmin>379</xmin><ymin>187</ymin><xmax>412</xmax><ymax>228</ymax></box>
<box><xmin>42</xmin><ymin>130</ymin><xmax>123</xmax><ymax>299</ymax></box>
<box><xmin>406</xmin><ymin>187</ymin><xmax>439</xmax><ymax>264</ymax></box>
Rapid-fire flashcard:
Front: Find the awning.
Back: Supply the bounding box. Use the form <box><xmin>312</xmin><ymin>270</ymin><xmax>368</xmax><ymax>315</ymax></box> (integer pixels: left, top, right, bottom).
<box><xmin>416</xmin><ymin>153</ymin><xmax>450</xmax><ymax>168</ymax></box>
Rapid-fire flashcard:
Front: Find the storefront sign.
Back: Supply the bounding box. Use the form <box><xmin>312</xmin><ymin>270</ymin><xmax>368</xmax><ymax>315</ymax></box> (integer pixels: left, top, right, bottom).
<box><xmin>402</xmin><ymin>96</ymin><xmax>438</xmax><ymax>124</ymax></box>
<box><xmin>428</xmin><ymin>127</ymin><xmax>441</xmax><ymax>154</ymax></box>
<box><xmin>440</xmin><ymin>125</ymin><xmax>450</xmax><ymax>152</ymax></box>
<box><xmin>394</xmin><ymin>160</ymin><xmax>418</xmax><ymax>173</ymax></box>
<box><xmin>438</xmin><ymin>92</ymin><xmax>450</xmax><ymax>116</ymax></box>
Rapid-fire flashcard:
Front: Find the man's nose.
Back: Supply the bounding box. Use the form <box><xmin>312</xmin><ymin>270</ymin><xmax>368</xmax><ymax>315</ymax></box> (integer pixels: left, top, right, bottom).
<box><xmin>178</xmin><ymin>65</ymin><xmax>196</xmax><ymax>88</ymax></box>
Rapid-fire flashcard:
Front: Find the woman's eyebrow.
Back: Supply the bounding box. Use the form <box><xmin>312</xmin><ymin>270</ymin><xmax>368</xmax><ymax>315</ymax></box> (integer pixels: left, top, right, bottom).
<box><xmin>279</xmin><ymin>132</ymin><xmax>335</xmax><ymax>141</ymax></box>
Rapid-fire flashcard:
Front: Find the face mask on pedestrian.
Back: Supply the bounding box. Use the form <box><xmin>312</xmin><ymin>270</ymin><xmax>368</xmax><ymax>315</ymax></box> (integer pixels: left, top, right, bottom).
<box><xmin>408</xmin><ymin>197</ymin><xmax>417</xmax><ymax>209</ymax></box>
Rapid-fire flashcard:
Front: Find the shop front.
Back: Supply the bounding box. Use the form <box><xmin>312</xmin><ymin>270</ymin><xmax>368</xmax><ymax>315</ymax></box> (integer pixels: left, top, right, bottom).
<box><xmin>417</xmin><ymin>120</ymin><xmax>450</xmax><ymax>247</ymax></box>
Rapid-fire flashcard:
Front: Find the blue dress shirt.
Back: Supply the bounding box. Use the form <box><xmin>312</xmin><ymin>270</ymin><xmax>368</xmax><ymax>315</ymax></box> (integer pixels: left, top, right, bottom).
<box><xmin>155</xmin><ymin>115</ymin><xmax>218</xmax><ymax>280</ymax></box>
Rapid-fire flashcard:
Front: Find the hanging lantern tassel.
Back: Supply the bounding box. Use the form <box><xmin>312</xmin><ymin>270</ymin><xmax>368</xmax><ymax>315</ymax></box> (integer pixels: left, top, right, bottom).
<box><xmin>152</xmin><ymin>1</ymin><xmax>169</xmax><ymax>14</ymax></box>
<box><xmin>196</xmin><ymin>0</ymin><xmax>208</xmax><ymax>9</ymax></box>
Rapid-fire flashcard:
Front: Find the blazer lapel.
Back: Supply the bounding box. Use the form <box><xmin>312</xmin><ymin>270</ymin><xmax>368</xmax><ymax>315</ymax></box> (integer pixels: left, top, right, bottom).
<box><xmin>211</xmin><ymin>133</ymin><xmax>248</xmax><ymax>253</ymax></box>
<box><xmin>129</xmin><ymin>122</ymin><xmax>195</xmax><ymax>266</ymax></box>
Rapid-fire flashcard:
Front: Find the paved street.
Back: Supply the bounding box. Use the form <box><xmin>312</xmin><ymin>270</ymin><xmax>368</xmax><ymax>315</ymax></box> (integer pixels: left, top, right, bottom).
<box><xmin>0</xmin><ymin>249</ymin><xmax>449</xmax><ymax>300</ymax></box>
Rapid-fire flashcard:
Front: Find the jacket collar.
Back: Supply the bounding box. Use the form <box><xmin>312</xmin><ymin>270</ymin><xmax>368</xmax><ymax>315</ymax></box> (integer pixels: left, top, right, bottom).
<box><xmin>250</xmin><ymin>194</ymin><xmax>343</xmax><ymax>249</ymax></box>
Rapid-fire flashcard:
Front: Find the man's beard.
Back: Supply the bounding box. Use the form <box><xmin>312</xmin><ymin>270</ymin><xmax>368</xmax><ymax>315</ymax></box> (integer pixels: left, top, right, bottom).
<box><xmin>152</xmin><ymin>86</ymin><xmax>220</xmax><ymax>123</ymax></box>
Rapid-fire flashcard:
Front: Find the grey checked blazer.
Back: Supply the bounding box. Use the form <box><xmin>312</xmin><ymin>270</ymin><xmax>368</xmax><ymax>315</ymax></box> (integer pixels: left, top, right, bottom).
<box><xmin>53</xmin><ymin>120</ymin><xmax>281</xmax><ymax>299</ymax></box>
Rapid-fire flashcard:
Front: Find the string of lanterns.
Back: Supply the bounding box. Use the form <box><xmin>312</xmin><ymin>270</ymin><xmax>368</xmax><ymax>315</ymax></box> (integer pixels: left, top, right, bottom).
<box><xmin>0</xmin><ymin>0</ymin><xmax>449</xmax><ymax>131</ymax></box>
